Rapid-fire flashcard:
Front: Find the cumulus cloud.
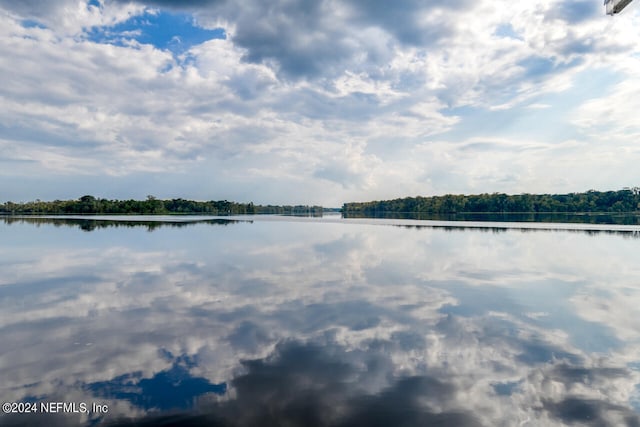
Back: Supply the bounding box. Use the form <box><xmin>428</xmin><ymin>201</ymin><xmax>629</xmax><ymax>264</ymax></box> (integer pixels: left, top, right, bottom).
<box><xmin>0</xmin><ymin>0</ymin><xmax>144</xmax><ymax>34</ymax></box>
<box><xmin>1</xmin><ymin>0</ymin><xmax>640</xmax><ymax>203</ymax></box>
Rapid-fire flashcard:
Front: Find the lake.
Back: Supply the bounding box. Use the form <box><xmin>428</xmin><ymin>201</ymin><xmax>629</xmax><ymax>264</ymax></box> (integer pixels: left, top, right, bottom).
<box><xmin>1</xmin><ymin>215</ymin><xmax>640</xmax><ymax>426</ymax></box>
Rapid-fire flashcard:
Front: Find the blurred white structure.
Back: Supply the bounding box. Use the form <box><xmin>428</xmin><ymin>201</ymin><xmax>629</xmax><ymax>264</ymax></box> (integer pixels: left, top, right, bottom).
<box><xmin>605</xmin><ymin>0</ymin><xmax>634</xmax><ymax>14</ymax></box>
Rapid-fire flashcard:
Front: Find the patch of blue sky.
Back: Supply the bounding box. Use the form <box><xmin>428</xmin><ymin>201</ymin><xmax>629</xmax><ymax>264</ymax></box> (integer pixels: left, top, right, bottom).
<box><xmin>86</xmin><ymin>9</ymin><xmax>225</xmax><ymax>54</ymax></box>
<box><xmin>21</xmin><ymin>19</ymin><xmax>47</xmax><ymax>29</ymax></box>
<box><xmin>631</xmin><ymin>383</ymin><xmax>640</xmax><ymax>412</ymax></box>
<box><xmin>440</xmin><ymin>105</ymin><xmax>574</xmax><ymax>144</ymax></box>
<box><xmin>517</xmin><ymin>56</ymin><xmax>586</xmax><ymax>81</ymax></box>
<box><xmin>439</xmin><ymin>67</ymin><xmax>623</xmax><ymax>143</ymax></box>
<box><xmin>492</xmin><ymin>381</ymin><xmax>521</xmax><ymax>396</ymax></box>
<box><xmin>494</xmin><ymin>23</ymin><xmax>522</xmax><ymax>40</ymax></box>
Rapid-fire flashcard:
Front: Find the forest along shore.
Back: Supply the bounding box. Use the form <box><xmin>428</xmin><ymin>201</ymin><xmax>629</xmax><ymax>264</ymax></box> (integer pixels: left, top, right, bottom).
<box><xmin>0</xmin><ymin>196</ymin><xmax>326</xmax><ymax>216</ymax></box>
<box><xmin>342</xmin><ymin>188</ymin><xmax>640</xmax><ymax>216</ymax></box>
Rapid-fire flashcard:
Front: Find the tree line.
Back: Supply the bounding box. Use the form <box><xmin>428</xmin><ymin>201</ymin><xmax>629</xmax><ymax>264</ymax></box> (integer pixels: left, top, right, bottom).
<box><xmin>342</xmin><ymin>188</ymin><xmax>640</xmax><ymax>215</ymax></box>
<box><xmin>0</xmin><ymin>195</ymin><xmax>324</xmax><ymax>216</ymax></box>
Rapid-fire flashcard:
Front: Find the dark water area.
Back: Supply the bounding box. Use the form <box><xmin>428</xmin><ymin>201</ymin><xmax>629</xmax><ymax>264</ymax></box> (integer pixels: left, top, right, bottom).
<box><xmin>1</xmin><ymin>216</ymin><xmax>640</xmax><ymax>426</ymax></box>
<box><xmin>0</xmin><ymin>215</ymin><xmax>249</xmax><ymax>232</ymax></box>
<box><xmin>343</xmin><ymin>211</ymin><xmax>640</xmax><ymax>225</ymax></box>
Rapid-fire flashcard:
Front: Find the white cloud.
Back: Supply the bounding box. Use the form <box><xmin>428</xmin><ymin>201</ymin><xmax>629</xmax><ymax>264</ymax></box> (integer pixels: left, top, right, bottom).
<box><xmin>1</xmin><ymin>0</ymin><xmax>640</xmax><ymax>204</ymax></box>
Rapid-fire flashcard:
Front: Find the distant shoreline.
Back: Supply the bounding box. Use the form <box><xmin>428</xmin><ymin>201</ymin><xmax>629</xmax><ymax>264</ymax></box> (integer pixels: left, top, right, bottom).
<box><xmin>0</xmin><ymin>196</ymin><xmax>335</xmax><ymax>216</ymax></box>
<box><xmin>343</xmin><ymin>189</ymin><xmax>640</xmax><ymax>216</ymax></box>
<box><xmin>3</xmin><ymin>189</ymin><xmax>640</xmax><ymax>219</ymax></box>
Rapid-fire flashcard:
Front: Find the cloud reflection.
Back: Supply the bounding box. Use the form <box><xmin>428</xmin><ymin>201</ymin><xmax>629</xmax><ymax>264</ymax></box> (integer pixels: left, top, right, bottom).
<box><xmin>101</xmin><ymin>340</ymin><xmax>483</xmax><ymax>427</ymax></box>
<box><xmin>0</xmin><ymin>218</ymin><xmax>639</xmax><ymax>426</ymax></box>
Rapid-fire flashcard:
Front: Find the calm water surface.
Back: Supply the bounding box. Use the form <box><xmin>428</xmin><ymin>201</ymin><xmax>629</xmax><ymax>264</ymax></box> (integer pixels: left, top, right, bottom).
<box><xmin>1</xmin><ymin>215</ymin><xmax>640</xmax><ymax>426</ymax></box>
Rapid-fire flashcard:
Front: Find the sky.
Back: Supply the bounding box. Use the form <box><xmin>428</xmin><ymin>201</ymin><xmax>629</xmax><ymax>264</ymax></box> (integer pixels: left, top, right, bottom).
<box><xmin>1</xmin><ymin>0</ymin><xmax>640</xmax><ymax>206</ymax></box>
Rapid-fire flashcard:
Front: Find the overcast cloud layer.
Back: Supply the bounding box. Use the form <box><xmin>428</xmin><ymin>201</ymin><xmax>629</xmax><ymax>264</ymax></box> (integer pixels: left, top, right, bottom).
<box><xmin>1</xmin><ymin>0</ymin><xmax>639</xmax><ymax>205</ymax></box>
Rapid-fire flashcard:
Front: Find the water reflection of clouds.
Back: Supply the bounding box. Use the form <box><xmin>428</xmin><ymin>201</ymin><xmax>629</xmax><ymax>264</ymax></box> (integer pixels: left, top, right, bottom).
<box><xmin>1</xmin><ymin>220</ymin><xmax>639</xmax><ymax>425</ymax></box>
